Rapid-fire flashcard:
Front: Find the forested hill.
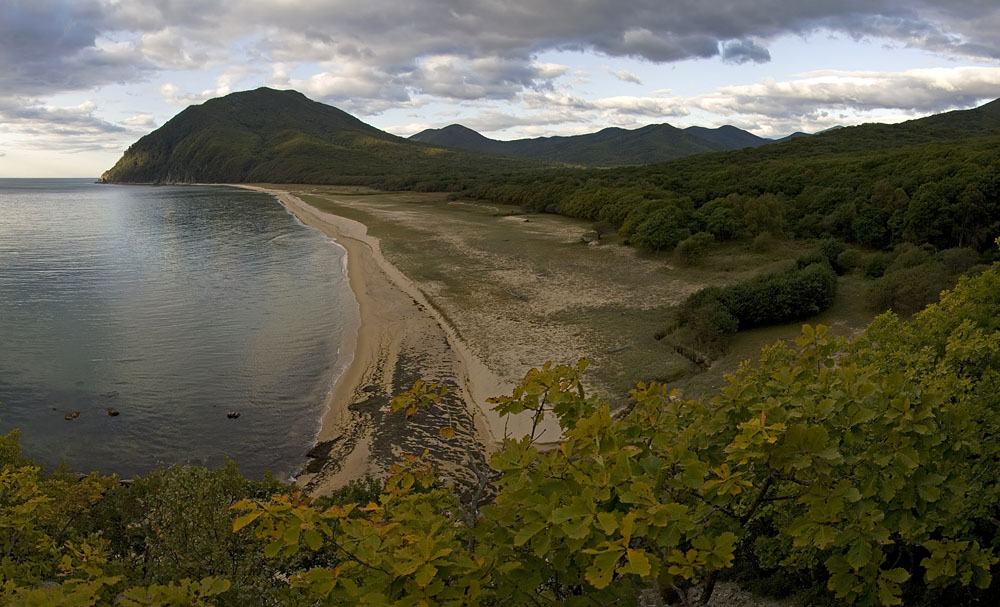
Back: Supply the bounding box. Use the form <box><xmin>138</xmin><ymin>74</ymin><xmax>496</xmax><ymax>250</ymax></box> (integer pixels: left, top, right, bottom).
<box><xmin>465</xmin><ymin>97</ymin><xmax>1000</xmax><ymax>252</ymax></box>
<box><xmin>409</xmin><ymin>122</ymin><xmax>772</xmax><ymax>166</ymax></box>
<box><xmin>99</xmin><ymin>88</ymin><xmax>537</xmax><ymax>187</ymax></box>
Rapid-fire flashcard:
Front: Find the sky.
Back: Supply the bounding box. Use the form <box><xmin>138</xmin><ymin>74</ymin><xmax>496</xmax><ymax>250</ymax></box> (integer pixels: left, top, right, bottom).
<box><xmin>2</xmin><ymin>1</ymin><xmax>1000</xmax><ymax>177</ymax></box>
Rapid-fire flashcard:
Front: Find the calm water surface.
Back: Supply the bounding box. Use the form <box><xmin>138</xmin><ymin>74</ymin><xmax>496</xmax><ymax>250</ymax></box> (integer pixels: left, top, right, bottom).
<box><xmin>0</xmin><ymin>179</ymin><xmax>356</xmax><ymax>479</ymax></box>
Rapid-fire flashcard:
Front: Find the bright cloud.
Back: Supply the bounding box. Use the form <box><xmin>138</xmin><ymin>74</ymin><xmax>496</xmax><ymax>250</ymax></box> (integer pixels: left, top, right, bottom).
<box><xmin>3</xmin><ymin>0</ymin><xmax>1000</xmax><ymax>175</ymax></box>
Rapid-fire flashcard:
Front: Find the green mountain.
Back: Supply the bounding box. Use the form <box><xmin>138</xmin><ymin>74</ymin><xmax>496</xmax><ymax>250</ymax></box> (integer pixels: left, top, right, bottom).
<box><xmin>681</xmin><ymin>125</ymin><xmax>771</xmax><ymax>149</ymax></box>
<box><xmin>100</xmin><ymin>88</ymin><xmax>534</xmax><ymax>187</ymax></box>
<box><xmin>466</xmin><ymin>97</ymin><xmax>1000</xmax><ymax>252</ymax></box>
<box><xmin>408</xmin><ymin>124</ymin><xmax>510</xmax><ymax>155</ymax></box>
<box><xmin>409</xmin><ymin>122</ymin><xmax>773</xmax><ymax>166</ymax></box>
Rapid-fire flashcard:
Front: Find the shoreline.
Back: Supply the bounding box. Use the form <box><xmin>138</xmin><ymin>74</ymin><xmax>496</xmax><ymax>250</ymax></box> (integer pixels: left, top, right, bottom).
<box><xmin>235</xmin><ymin>185</ymin><xmax>517</xmax><ymax>494</ymax></box>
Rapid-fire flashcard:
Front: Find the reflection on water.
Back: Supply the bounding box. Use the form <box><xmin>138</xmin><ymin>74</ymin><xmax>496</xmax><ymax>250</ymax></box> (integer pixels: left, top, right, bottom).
<box><xmin>0</xmin><ymin>179</ymin><xmax>356</xmax><ymax>479</ymax></box>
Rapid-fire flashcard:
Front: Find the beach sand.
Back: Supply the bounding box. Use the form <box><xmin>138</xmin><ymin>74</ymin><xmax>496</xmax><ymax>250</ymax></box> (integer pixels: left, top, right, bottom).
<box><xmin>238</xmin><ymin>186</ymin><xmax>557</xmax><ymax>495</ymax></box>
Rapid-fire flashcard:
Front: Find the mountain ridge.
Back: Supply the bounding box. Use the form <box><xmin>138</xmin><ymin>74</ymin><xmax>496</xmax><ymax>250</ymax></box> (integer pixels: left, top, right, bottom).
<box><xmin>409</xmin><ymin>121</ymin><xmax>777</xmax><ymax>166</ymax></box>
<box><xmin>100</xmin><ymin>87</ymin><xmax>537</xmax><ymax>186</ymax></box>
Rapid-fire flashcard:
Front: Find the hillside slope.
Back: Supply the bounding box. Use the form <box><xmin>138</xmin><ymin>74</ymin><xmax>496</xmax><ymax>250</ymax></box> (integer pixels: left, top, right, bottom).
<box><xmin>100</xmin><ymin>88</ymin><xmax>534</xmax><ymax>186</ymax></box>
<box><xmin>466</xmin><ymin>97</ymin><xmax>1000</xmax><ymax>251</ymax></box>
<box><xmin>410</xmin><ymin>122</ymin><xmax>772</xmax><ymax>166</ymax></box>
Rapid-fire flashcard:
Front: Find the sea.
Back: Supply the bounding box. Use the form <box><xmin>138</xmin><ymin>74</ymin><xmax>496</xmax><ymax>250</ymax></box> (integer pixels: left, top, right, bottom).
<box><xmin>0</xmin><ymin>179</ymin><xmax>357</xmax><ymax>480</ymax></box>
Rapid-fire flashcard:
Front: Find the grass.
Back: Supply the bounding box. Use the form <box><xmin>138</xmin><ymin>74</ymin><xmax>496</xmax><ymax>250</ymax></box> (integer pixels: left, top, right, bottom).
<box><xmin>678</xmin><ymin>272</ymin><xmax>877</xmax><ymax>398</ymax></box>
<box><xmin>282</xmin><ymin>186</ymin><xmax>877</xmax><ymax>403</ymax></box>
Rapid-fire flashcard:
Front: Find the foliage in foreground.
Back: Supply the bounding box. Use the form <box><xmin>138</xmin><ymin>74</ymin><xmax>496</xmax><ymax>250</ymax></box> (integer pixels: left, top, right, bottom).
<box><xmin>5</xmin><ymin>260</ymin><xmax>1000</xmax><ymax>606</ymax></box>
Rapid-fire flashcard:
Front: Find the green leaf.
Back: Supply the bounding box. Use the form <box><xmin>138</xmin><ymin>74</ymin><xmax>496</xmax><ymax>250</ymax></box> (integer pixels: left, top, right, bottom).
<box><xmin>514</xmin><ymin>519</ymin><xmax>547</xmax><ymax>546</ymax></box>
<box><xmin>619</xmin><ymin>548</ymin><xmax>652</xmax><ymax>577</ymax></box>
<box><xmin>815</xmin><ymin>525</ymin><xmax>838</xmax><ymax>549</ymax></box>
<box><xmin>846</xmin><ymin>541</ymin><xmax>872</xmax><ymax>570</ymax></box>
<box><xmin>881</xmin><ymin>568</ymin><xmax>910</xmax><ymax>584</ymax></box>
<box><xmin>284</xmin><ymin>524</ymin><xmax>300</xmax><ymax>545</ymax></box>
<box><xmin>595</xmin><ymin>512</ymin><xmax>618</xmax><ymax>535</ymax></box>
<box><xmin>414</xmin><ymin>563</ymin><xmax>437</xmax><ymax>588</ymax></box>
<box><xmin>917</xmin><ymin>484</ymin><xmax>941</xmax><ymax>503</ymax></box>
<box><xmin>203</xmin><ymin>578</ymin><xmax>231</xmax><ymax>596</ymax></box>
<box><xmin>232</xmin><ymin>510</ymin><xmax>262</xmax><ymax>532</ymax></box>
<box><xmin>304</xmin><ymin>529</ymin><xmax>323</xmax><ymax>551</ymax></box>
<box><xmin>552</xmin><ymin>501</ymin><xmax>592</xmax><ymax>524</ymax></box>
<box><xmin>264</xmin><ymin>539</ymin><xmax>284</xmax><ymax>558</ymax></box>
<box><xmin>585</xmin><ymin>550</ymin><xmax>622</xmax><ymax>589</ymax></box>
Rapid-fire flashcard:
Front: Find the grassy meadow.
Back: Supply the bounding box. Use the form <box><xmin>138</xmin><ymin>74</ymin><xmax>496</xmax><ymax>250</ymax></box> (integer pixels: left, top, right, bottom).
<box><xmin>276</xmin><ymin>186</ymin><xmax>877</xmax><ymax>402</ymax></box>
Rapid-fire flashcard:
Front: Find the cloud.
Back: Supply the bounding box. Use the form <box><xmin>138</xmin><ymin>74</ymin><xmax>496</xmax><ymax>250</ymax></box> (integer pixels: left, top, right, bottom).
<box><xmin>122</xmin><ymin>113</ymin><xmax>157</xmax><ymax>128</ymax></box>
<box><xmin>604</xmin><ymin>67</ymin><xmax>643</xmax><ymax>85</ymax></box>
<box><xmin>0</xmin><ymin>97</ymin><xmax>138</xmax><ymax>152</ymax></box>
<box><xmin>9</xmin><ymin>1</ymin><xmax>1000</xmax><ymax>103</ymax></box>
<box><xmin>695</xmin><ymin>66</ymin><xmax>1000</xmax><ymax>116</ymax></box>
<box><xmin>0</xmin><ymin>1</ymin><xmax>152</xmax><ymax>97</ymax></box>
<box><xmin>689</xmin><ymin>66</ymin><xmax>1000</xmax><ymax>136</ymax></box>
<box><xmin>523</xmin><ymin>91</ymin><xmax>689</xmax><ymax>117</ymax></box>
<box><xmin>160</xmin><ymin>66</ymin><xmax>260</xmax><ymax>107</ymax></box>
<box><xmin>720</xmin><ymin>39</ymin><xmax>771</xmax><ymax>64</ymax></box>
<box><xmin>5</xmin><ymin>0</ymin><xmax>1000</xmax><ymax>154</ymax></box>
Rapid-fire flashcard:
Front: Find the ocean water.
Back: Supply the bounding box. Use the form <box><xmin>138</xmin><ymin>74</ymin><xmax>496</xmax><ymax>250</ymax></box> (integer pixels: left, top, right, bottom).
<box><xmin>0</xmin><ymin>179</ymin><xmax>356</xmax><ymax>479</ymax></box>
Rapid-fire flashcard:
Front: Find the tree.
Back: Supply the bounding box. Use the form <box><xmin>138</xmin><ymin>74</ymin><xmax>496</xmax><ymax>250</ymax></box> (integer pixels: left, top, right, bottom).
<box><xmin>234</xmin><ymin>260</ymin><xmax>1000</xmax><ymax>606</ymax></box>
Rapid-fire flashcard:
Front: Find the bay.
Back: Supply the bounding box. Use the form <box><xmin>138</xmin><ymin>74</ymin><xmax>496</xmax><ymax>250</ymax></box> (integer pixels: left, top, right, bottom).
<box><xmin>0</xmin><ymin>179</ymin><xmax>356</xmax><ymax>480</ymax></box>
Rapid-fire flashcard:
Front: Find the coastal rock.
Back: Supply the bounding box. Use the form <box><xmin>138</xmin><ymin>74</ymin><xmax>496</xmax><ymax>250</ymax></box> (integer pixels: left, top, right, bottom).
<box><xmin>580</xmin><ymin>230</ymin><xmax>600</xmax><ymax>243</ymax></box>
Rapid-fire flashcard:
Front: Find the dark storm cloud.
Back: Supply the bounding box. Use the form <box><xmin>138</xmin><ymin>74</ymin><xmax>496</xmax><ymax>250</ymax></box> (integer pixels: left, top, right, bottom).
<box><xmin>4</xmin><ymin>0</ymin><xmax>1000</xmax><ymax>107</ymax></box>
<box><xmin>0</xmin><ymin>1</ymin><xmax>151</xmax><ymax>96</ymax></box>
<box><xmin>720</xmin><ymin>39</ymin><xmax>772</xmax><ymax>64</ymax></box>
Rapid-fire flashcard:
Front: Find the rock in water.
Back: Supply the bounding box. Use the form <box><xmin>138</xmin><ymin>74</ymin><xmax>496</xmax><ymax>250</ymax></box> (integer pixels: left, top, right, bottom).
<box><xmin>64</xmin><ymin>412</ymin><xmax>80</xmax><ymax>421</ymax></box>
<box><xmin>227</xmin><ymin>411</ymin><xmax>241</xmax><ymax>419</ymax></box>
<box><xmin>107</xmin><ymin>408</ymin><xmax>120</xmax><ymax>416</ymax></box>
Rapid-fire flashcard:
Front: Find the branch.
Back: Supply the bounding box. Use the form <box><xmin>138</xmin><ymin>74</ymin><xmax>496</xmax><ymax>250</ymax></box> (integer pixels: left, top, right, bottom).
<box><xmin>740</xmin><ymin>473</ymin><xmax>774</xmax><ymax>525</ymax></box>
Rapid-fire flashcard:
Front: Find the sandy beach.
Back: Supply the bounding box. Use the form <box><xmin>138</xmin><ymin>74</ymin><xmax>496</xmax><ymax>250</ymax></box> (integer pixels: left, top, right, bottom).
<box><xmin>238</xmin><ymin>185</ymin><xmax>559</xmax><ymax>495</ymax></box>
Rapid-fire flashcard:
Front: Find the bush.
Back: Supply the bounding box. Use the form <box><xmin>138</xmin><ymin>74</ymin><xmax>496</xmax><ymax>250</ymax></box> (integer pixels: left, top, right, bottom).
<box><xmin>939</xmin><ymin>247</ymin><xmax>980</xmax><ymax>275</ymax></box>
<box><xmin>667</xmin><ymin>261</ymin><xmax>838</xmax><ymax>362</ymax></box>
<box><xmin>721</xmin><ymin>262</ymin><xmax>837</xmax><ymax>328</ymax></box>
<box><xmin>867</xmin><ymin>261</ymin><xmax>950</xmax><ymax>315</ymax></box>
<box><xmin>836</xmin><ymin>248</ymin><xmax>862</xmax><ymax>272</ymax></box>
<box><xmin>818</xmin><ymin>238</ymin><xmax>848</xmax><ymax>272</ymax></box>
<box><xmin>864</xmin><ymin>254</ymin><xmax>889</xmax><ymax>278</ymax></box>
<box><xmin>674</xmin><ymin>231</ymin><xmax>715</xmax><ymax>264</ymax></box>
<box><xmin>887</xmin><ymin>243</ymin><xmax>933</xmax><ymax>273</ymax></box>
<box><xmin>752</xmin><ymin>231</ymin><xmax>776</xmax><ymax>252</ymax></box>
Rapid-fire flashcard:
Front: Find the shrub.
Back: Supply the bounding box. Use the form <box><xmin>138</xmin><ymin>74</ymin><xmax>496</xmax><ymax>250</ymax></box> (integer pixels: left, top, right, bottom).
<box><xmin>887</xmin><ymin>243</ymin><xmax>933</xmax><ymax>273</ymax></box>
<box><xmin>674</xmin><ymin>231</ymin><xmax>715</xmax><ymax>264</ymax></box>
<box><xmin>721</xmin><ymin>262</ymin><xmax>837</xmax><ymax>328</ymax></box>
<box><xmin>864</xmin><ymin>254</ymin><xmax>889</xmax><ymax>279</ymax></box>
<box><xmin>867</xmin><ymin>260</ymin><xmax>950</xmax><ymax>315</ymax></box>
<box><xmin>752</xmin><ymin>231</ymin><xmax>776</xmax><ymax>252</ymax></box>
<box><xmin>667</xmin><ymin>261</ymin><xmax>838</xmax><ymax>363</ymax></box>
<box><xmin>939</xmin><ymin>247</ymin><xmax>979</xmax><ymax>275</ymax></box>
<box><xmin>836</xmin><ymin>248</ymin><xmax>862</xmax><ymax>272</ymax></box>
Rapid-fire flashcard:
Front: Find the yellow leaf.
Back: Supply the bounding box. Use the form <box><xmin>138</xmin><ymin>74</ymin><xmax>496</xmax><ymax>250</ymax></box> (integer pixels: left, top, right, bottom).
<box><xmin>232</xmin><ymin>510</ymin><xmax>262</xmax><ymax>532</ymax></box>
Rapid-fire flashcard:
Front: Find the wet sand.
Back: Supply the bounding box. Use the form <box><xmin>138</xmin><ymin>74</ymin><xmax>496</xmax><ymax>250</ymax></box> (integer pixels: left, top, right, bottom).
<box><xmin>237</xmin><ymin>186</ymin><xmax>555</xmax><ymax>495</ymax></box>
